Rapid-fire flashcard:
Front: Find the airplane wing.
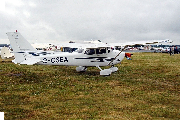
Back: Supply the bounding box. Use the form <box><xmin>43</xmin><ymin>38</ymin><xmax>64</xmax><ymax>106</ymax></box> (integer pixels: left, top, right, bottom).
<box><xmin>56</xmin><ymin>42</ymin><xmax>111</xmax><ymax>49</ymax></box>
<box><xmin>56</xmin><ymin>39</ymin><xmax>173</xmax><ymax>50</ymax></box>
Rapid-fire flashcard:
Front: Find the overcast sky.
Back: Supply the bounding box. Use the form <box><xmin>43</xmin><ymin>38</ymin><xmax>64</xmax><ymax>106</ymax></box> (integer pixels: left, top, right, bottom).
<box><xmin>0</xmin><ymin>0</ymin><xmax>180</xmax><ymax>44</ymax></box>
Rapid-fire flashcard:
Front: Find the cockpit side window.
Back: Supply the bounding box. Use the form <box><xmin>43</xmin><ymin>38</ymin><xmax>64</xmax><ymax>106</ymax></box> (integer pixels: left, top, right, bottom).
<box><xmin>96</xmin><ymin>49</ymin><xmax>100</xmax><ymax>54</ymax></box>
<box><xmin>85</xmin><ymin>48</ymin><xmax>108</xmax><ymax>55</ymax></box>
<box><xmin>100</xmin><ymin>48</ymin><xmax>106</xmax><ymax>54</ymax></box>
<box><xmin>96</xmin><ymin>48</ymin><xmax>106</xmax><ymax>54</ymax></box>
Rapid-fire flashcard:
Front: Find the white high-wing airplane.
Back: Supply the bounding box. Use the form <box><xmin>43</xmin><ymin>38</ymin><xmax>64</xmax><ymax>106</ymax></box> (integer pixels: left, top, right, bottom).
<box><xmin>6</xmin><ymin>31</ymin><xmax>172</xmax><ymax>75</ymax></box>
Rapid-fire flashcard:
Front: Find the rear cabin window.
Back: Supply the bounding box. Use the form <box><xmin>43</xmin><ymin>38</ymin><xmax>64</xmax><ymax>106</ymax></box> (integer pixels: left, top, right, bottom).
<box><xmin>85</xmin><ymin>49</ymin><xmax>95</xmax><ymax>55</ymax></box>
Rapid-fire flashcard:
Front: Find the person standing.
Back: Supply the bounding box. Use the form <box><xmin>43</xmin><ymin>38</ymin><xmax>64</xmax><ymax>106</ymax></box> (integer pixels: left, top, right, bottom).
<box><xmin>170</xmin><ymin>46</ymin><xmax>174</xmax><ymax>56</ymax></box>
<box><xmin>170</xmin><ymin>47</ymin><xmax>172</xmax><ymax>55</ymax></box>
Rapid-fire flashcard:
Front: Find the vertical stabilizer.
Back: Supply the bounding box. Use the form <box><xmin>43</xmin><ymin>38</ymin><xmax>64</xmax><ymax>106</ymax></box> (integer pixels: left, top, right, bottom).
<box><xmin>6</xmin><ymin>31</ymin><xmax>37</xmax><ymax>64</ymax></box>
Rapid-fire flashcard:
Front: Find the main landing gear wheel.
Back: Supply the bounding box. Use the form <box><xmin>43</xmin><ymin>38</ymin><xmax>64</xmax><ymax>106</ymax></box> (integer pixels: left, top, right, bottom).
<box><xmin>76</xmin><ymin>66</ymin><xmax>87</xmax><ymax>72</ymax></box>
<box><xmin>109</xmin><ymin>66</ymin><xmax>118</xmax><ymax>72</ymax></box>
<box><xmin>96</xmin><ymin>65</ymin><xmax>119</xmax><ymax>76</ymax></box>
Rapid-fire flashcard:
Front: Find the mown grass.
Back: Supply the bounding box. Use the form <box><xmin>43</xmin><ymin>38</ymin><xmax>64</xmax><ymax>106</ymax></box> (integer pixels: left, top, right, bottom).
<box><xmin>0</xmin><ymin>53</ymin><xmax>180</xmax><ymax>119</ymax></box>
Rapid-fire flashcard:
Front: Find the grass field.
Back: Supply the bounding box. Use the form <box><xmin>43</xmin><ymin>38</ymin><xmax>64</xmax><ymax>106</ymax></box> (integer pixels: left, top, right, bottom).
<box><xmin>0</xmin><ymin>53</ymin><xmax>180</xmax><ymax>119</ymax></box>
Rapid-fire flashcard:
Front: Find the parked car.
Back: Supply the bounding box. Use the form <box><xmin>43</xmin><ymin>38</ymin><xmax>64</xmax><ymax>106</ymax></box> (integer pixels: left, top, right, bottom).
<box><xmin>174</xmin><ymin>47</ymin><xmax>180</xmax><ymax>54</ymax></box>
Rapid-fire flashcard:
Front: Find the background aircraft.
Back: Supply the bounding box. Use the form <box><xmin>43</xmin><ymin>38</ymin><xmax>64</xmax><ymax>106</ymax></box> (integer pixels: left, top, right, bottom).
<box><xmin>0</xmin><ymin>46</ymin><xmax>14</xmax><ymax>59</ymax></box>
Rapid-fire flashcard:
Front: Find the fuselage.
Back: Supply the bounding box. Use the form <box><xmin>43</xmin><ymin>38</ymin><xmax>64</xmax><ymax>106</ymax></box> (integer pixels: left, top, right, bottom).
<box><xmin>36</xmin><ymin>50</ymin><xmax>125</xmax><ymax>67</ymax></box>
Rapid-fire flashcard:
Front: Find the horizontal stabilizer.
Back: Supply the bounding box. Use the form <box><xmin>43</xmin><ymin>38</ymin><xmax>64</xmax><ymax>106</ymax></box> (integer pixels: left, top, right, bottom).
<box><xmin>20</xmin><ymin>58</ymin><xmax>41</xmax><ymax>65</ymax></box>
